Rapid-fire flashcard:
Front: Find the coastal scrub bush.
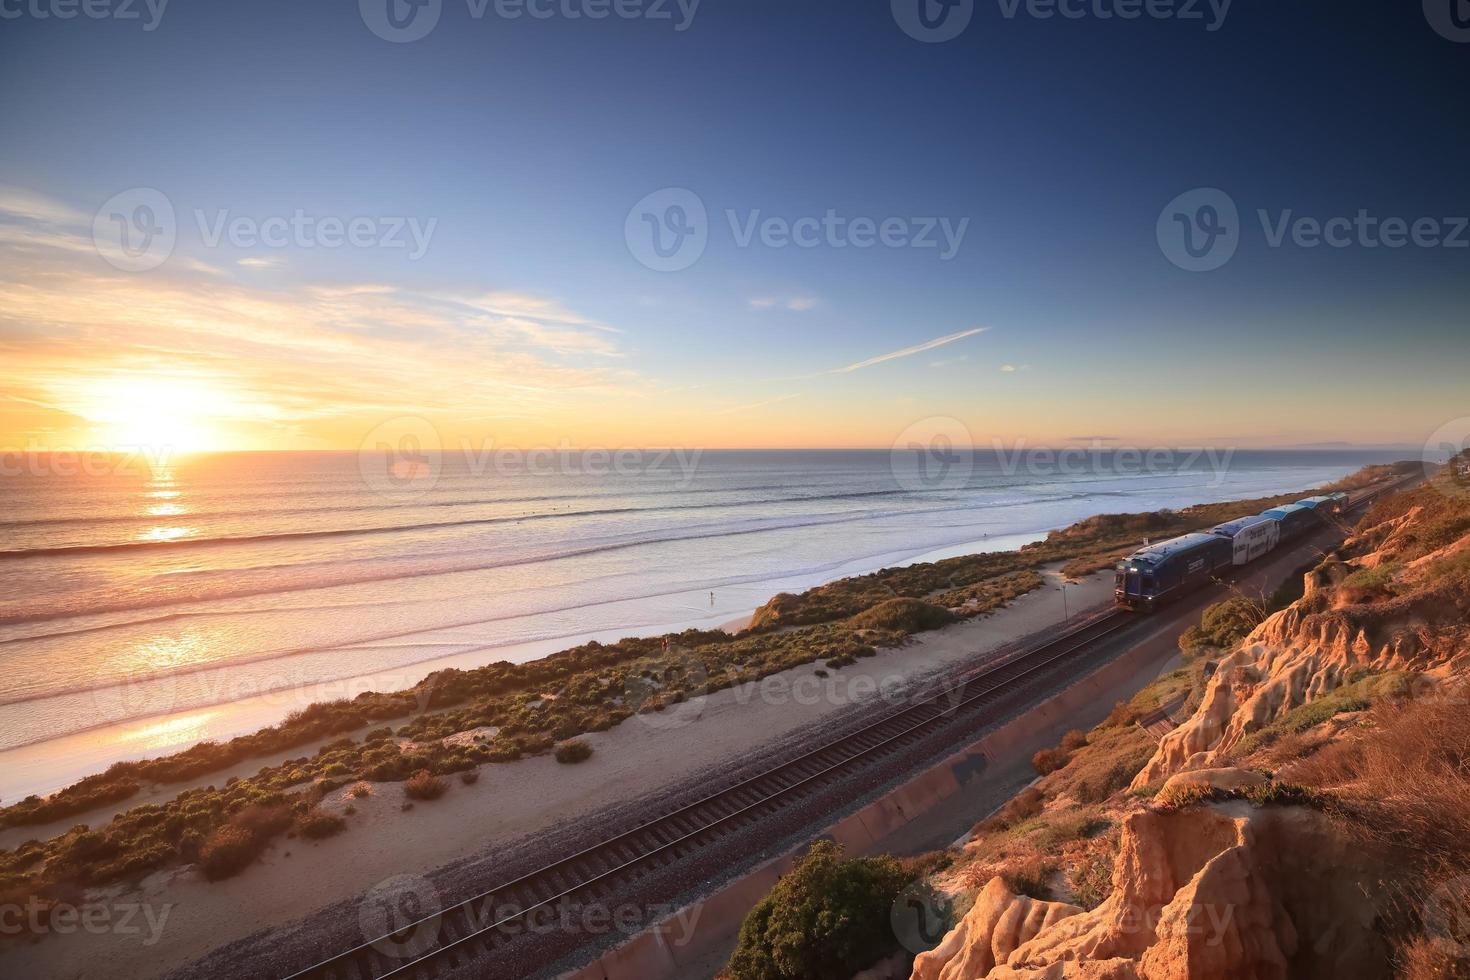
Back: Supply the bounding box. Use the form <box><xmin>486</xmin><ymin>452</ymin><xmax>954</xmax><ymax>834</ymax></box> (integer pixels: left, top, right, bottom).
<box><xmin>845</xmin><ymin>597</ymin><xmax>953</xmax><ymax>634</ymax></box>
<box><xmin>404</xmin><ymin>770</ymin><xmax>448</xmax><ymax>801</ymax></box>
<box><xmin>199</xmin><ymin>825</ymin><xmax>257</xmax><ymax>880</ymax></box>
<box><xmin>1179</xmin><ymin>595</ymin><xmax>1265</xmax><ymax>658</ymax></box>
<box><xmin>554</xmin><ymin>739</ymin><xmax>593</xmax><ymax>764</ymax></box>
<box><xmin>296</xmin><ymin>808</ymin><xmax>346</xmax><ymax>840</ymax></box>
<box><xmin>347</xmin><ymin>781</ymin><xmax>373</xmax><ymax>799</ymax></box>
<box><xmin>1002</xmin><ymin>855</ymin><xmax>1058</xmax><ymax>901</ymax></box>
<box><xmin>1032</xmin><ymin>747</ymin><xmax>1071</xmax><ymax>775</ymax></box>
<box><xmin>727</xmin><ymin>841</ymin><xmax>911</xmax><ymax>980</ymax></box>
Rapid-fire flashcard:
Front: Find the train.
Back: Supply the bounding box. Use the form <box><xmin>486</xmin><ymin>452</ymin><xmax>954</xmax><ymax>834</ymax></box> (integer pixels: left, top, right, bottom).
<box><xmin>1114</xmin><ymin>491</ymin><xmax>1349</xmax><ymax>611</ymax></box>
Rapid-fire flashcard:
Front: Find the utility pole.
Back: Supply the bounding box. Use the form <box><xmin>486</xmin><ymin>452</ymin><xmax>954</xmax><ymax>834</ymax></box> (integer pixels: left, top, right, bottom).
<box><xmin>1061</xmin><ymin>579</ymin><xmax>1069</xmax><ymax>626</ymax></box>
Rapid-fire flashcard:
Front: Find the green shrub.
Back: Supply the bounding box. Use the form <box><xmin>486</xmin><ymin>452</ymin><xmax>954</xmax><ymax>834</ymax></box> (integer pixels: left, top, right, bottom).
<box><xmin>845</xmin><ymin>598</ymin><xmax>953</xmax><ymax>634</ymax></box>
<box><xmin>554</xmin><ymin>740</ymin><xmax>593</xmax><ymax>764</ymax></box>
<box><xmin>727</xmin><ymin>841</ymin><xmax>911</xmax><ymax>980</ymax></box>
<box><xmin>1179</xmin><ymin>596</ymin><xmax>1264</xmax><ymax>658</ymax></box>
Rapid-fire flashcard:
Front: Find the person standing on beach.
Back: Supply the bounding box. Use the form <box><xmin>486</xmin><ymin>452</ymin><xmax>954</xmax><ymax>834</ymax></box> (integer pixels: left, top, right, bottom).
<box><xmin>709</xmin><ymin>591</ymin><xmax>715</xmax><ymax>608</ymax></box>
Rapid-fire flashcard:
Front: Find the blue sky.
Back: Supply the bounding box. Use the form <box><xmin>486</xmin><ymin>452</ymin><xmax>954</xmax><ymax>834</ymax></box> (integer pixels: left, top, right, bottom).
<box><xmin>0</xmin><ymin>0</ymin><xmax>1466</xmax><ymax>451</ymax></box>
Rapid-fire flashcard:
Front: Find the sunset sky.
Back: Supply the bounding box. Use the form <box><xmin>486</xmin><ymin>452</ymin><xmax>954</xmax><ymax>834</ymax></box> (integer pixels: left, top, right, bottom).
<box><xmin>2</xmin><ymin>1</ymin><xmax>1466</xmax><ymax>455</ymax></box>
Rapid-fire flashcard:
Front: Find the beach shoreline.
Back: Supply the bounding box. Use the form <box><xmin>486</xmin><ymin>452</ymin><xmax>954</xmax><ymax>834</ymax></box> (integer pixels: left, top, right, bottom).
<box><xmin>3</xmin><ymin>568</ymin><xmax>1115</xmax><ymax>980</ymax></box>
<box><xmin>0</xmin><ymin>530</ymin><xmax>1050</xmax><ymax>803</ymax></box>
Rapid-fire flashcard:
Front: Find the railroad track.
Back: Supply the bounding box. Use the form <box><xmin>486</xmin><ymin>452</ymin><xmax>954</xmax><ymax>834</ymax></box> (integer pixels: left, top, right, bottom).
<box><xmin>286</xmin><ymin>472</ymin><xmax>1417</xmax><ymax>980</ymax></box>
<box><xmin>284</xmin><ymin>611</ymin><xmax>1135</xmax><ymax>980</ymax></box>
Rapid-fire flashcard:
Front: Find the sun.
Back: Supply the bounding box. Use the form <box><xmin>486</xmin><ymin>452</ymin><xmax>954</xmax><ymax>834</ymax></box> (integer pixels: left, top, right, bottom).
<box><xmin>72</xmin><ymin>375</ymin><xmax>242</xmax><ymax>454</ymax></box>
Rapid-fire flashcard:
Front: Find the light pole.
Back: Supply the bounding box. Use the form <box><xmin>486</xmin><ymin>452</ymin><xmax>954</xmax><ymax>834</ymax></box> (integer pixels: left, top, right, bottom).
<box><xmin>1061</xmin><ymin>579</ymin><xmax>1069</xmax><ymax>626</ymax></box>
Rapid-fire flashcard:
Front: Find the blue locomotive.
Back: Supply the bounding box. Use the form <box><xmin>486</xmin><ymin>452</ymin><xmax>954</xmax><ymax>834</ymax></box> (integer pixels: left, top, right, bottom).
<box><xmin>1114</xmin><ymin>490</ymin><xmax>1342</xmax><ymax>611</ymax></box>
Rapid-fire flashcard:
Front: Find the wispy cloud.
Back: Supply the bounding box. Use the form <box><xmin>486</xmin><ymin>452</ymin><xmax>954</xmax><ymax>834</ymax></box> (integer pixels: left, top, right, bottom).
<box><xmin>999</xmin><ymin>363</ymin><xmax>1030</xmax><ymax>373</ymax></box>
<box><xmin>238</xmin><ymin>256</ymin><xmax>284</xmax><ymax>270</ymax></box>
<box><xmin>0</xmin><ymin>188</ymin><xmax>642</xmax><ymax>449</ymax></box>
<box><xmin>832</xmin><ymin>327</ymin><xmax>988</xmax><ymax>375</ymax></box>
<box><xmin>749</xmin><ymin>294</ymin><xmax>820</xmax><ymax>313</ymax></box>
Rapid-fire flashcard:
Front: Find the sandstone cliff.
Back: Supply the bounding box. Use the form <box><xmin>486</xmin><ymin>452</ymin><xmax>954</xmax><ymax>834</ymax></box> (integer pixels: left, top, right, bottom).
<box><xmin>909</xmin><ymin>468</ymin><xmax>1470</xmax><ymax>980</ymax></box>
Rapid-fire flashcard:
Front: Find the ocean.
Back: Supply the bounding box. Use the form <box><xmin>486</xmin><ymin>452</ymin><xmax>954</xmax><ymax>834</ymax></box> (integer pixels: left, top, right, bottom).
<box><xmin>0</xmin><ymin>447</ymin><xmax>1400</xmax><ymax>799</ymax></box>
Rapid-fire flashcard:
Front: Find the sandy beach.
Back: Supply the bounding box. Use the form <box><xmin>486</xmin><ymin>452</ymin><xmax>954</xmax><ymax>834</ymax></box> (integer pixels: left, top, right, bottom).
<box><xmin>3</xmin><ymin>569</ymin><xmax>1113</xmax><ymax>980</ymax></box>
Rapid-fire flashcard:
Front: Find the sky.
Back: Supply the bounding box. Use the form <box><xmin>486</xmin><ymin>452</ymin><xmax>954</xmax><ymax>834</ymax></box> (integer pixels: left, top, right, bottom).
<box><xmin>0</xmin><ymin>0</ymin><xmax>1466</xmax><ymax>455</ymax></box>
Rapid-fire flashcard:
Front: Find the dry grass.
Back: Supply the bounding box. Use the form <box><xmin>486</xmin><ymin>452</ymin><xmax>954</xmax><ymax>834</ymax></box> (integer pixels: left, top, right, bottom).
<box><xmin>1289</xmin><ymin>697</ymin><xmax>1470</xmax><ymax>871</ymax></box>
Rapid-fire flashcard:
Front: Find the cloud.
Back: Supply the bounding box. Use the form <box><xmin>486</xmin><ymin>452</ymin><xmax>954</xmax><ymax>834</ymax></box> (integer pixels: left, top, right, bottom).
<box><xmin>0</xmin><ymin>195</ymin><xmax>642</xmax><ymax>449</ymax></box>
<box><xmin>1066</xmin><ymin>435</ymin><xmax>1120</xmax><ymax>442</ymax></box>
<box><xmin>0</xmin><ymin>185</ymin><xmax>91</xmax><ymax>227</ymax></box>
<box><xmin>749</xmin><ymin>294</ymin><xmax>820</xmax><ymax>312</ymax></box>
<box><xmin>929</xmin><ymin>355</ymin><xmax>968</xmax><ymax>368</ymax></box>
<box><xmin>832</xmin><ymin>327</ymin><xmax>988</xmax><ymax>375</ymax></box>
<box><xmin>238</xmin><ymin>256</ymin><xmax>284</xmax><ymax>270</ymax></box>
<box><xmin>999</xmin><ymin>363</ymin><xmax>1030</xmax><ymax>373</ymax></box>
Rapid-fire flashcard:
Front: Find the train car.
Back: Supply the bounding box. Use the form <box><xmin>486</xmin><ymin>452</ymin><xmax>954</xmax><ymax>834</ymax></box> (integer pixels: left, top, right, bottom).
<box><xmin>1298</xmin><ymin>493</ymin><xmax>1350</xmax><ymax>516</ymax></box>
<box><xmin>1115</xmin><ymin>532</ymin><xmax>1233</xmax><ymax>611</ymax></box>
<box><xmin>1262</xmin><ymin>502</ymin><xmax>1320</xmax><ymax>540</ymax></box>
<box><xmin>1211</xmin><ymin>514</ymin><xmax>1281</xmax><ymax>566</ymax></box>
